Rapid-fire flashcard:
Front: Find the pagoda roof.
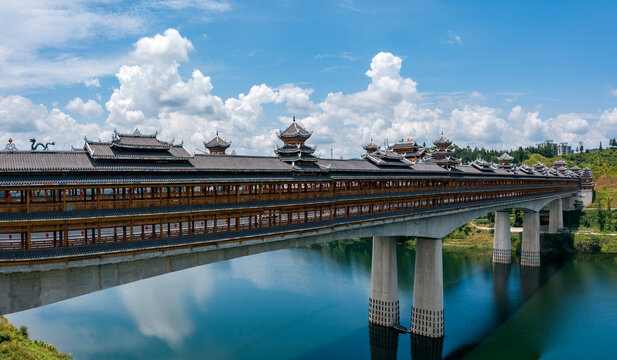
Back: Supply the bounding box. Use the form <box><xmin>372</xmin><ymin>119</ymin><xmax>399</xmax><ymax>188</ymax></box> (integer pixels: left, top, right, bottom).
<box><xmin>391</xmin><ymin>139</ymin><xmax>419</xmax><ymax>149</ymax></box>
<box><xmin>84</xmin><ymin>139</ymin><xmax>190</xmax><ymax>161</ymax></box>
<box><xmin>571</xmin><ymin>165</ymin><xmax>581</xmax><ymax>171</ymax></box>
<box><xmin>471</xmin><ymin>159</ymin><xmax>496</xmax><ymax>172</ymax></box>
<box><xmin>518</xmin><ymin>164</ymin><xmax>534</xmax><ymax>174</ymax></box>
<box><xmin>278</xmin><ymin>119</ymin><xmax>312</xmax><ymax>139</ymax></box>
<box><xmin>111</xmin><ymin>129</ymin><xmax>172</xmax><ymax>150</ymax></box>
<box><xmin>204</xmin><ymin>133</ymin><xmax>231</xmax><ymax>149</ymax></box>
<box><xmin>553</xmin><ymin>160</ymin><xmax>567</xmax><ymax>167</ymax></box>
<box><xmin>363</xmin><ymin>139</ymin><xmax>380</xmax><ymax>152</ymax></box>
<box><xmin>498</xmin><ymin>153</ymin><xmax>513</xmax><ymax>161</ymax></box>
<box><xmin>433</xmin><ymin>132</ymin><xmax>453</xmax><ymax>147</ymax></box>
<box><xmin>275</xmin><ymin>144</ymin><xmax>316</xmax><ymax>155</ymax></box>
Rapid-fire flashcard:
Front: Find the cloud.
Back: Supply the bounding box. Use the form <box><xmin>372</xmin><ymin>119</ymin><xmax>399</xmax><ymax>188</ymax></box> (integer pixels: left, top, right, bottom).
<box><xmin>157</xmin><ymin>0</ymin><xmax>231</xmax><ymax>11</ymax></box>
<box><xmin>84</xmin><ymin>78</ymin><xmax>101</xmax><ymax>88</ymax></box>
<box><xmin>132</xmin><ymin>29</ymin><xmax>195</xmax><ymax>65</ymax></box>
<box><xmin>0</xmin><ymin>28</ymin><xmax>612</xmax><ymax>159</ymax></box>
<box><xmin>444</xmin><ymin>30</ymin><xmax>463</xmax><ymax>45</ymax></box>
<box><xmin>65</xmin><ymin>98</ymin><xmax>104</xmax><ymax>118</ymax></box>
<box><xmin>314</xmin><ymin>52</ymin><xmax>357</xmax><ymax>61</ymax></box>
<box><xmin>610</xmin><ymin>89</ymin><xmax>617</xmax><ymax>97</ymax></box>
<box><xmin>0</xmin><ymin>95</ymin><xmax>102</xmax><ymax>150</ymax></box>
<box><xmin>447</xmin><ymin>105</ymin><xmax>510</xmax><ymax>144</ymax></box>
<box><xmin>0</xmin><ymin>1</ymin><xmax>144</xmax><ymax>90</ymax></box>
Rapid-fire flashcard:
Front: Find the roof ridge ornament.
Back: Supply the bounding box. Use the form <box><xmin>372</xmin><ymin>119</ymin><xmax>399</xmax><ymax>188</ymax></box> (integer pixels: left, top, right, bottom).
<box><xmin>4</xmin><ymin>138</ymin><xmax>17</xmax><ymax>151</ymax></box>
<box><xmin>134</xmin><ymin>128</ymin><xmax>141</xmax><ymax>136</ymax></box>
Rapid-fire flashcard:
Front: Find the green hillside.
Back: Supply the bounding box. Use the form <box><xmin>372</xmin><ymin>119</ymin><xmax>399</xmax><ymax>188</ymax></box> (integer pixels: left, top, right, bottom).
<box><xmin>522</xmin><ymin>148</ymin><xmax>617</xmax><ymax>207</ymax></box>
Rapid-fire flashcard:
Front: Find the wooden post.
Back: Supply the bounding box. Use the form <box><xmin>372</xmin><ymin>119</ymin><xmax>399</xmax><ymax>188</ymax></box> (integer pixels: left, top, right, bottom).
<box><xmin>63</xmin><ymin>224</ymin><xmax>68</xmax><ymax>247</ymax></box>
<box><xmin>160</xmin><ymin>219</ymin><xmax>163</xmax><ymax>239</ymax></box>
<box><xmin>26</xmin><ymin>226</ymin><xmax>31</xmax><ymax>250</ymax></box>
<box><xmin>97</xmin><ymin>222</ymin><xmax>102</xmax><ymax>244</ymax></box>
<box><xmin>97</xmin><ymin>188</ymin><xmax>101</xmax><ymax>209</ymax></box>
<box><xmin>26</xmin><ymin>189</ymin><xmax>30</xmax><ymax>213</ymax></box>
<box><xmin>130</xmin><ymin>222</ymin><xmax>133</xmax><ymax>241</ymax></box>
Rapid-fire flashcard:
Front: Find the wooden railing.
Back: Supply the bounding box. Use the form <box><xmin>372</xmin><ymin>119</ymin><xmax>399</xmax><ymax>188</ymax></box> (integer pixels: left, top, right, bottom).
<box><xmin>0</xmin><ymin>183</ymin><xmax>578</xmax><ymax>252</ymax></box>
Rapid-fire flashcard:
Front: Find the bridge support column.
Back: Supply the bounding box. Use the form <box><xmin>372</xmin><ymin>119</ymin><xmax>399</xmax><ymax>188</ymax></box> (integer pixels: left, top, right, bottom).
<box><xmin>410</xmin><ymin>238</ymin><xmax>444</xmax><ymax>338</ymax></box>
<box><xmin>521</xmin><ymin>212</ymin><xmax>540</xmax><ymax>267</ymax></box>
<box><xmin>493</xmin><ymin>211</ymin><xmax>511</xmax><ymax>264</ymax></box>
<box><xmin>369</xmin><ymin>236</ymin><xmax>400</xmax><ymax>327</ymax></box>
<box><xmin>548</xmin><ymin>198</ymin><xmax>563</xmax><ymax>233</ymax></box>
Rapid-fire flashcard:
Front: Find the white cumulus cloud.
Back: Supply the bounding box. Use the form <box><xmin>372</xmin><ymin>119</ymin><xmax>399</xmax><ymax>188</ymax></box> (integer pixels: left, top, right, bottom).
<box><xmin>0</xmin><ymin>95</ymin><xmax>102</xmax><ymax>150</ymax></box>
<box><xmin>65</xmin><ymin>98</ymin><xmax>104</xmax><ymax>118</ymax></box>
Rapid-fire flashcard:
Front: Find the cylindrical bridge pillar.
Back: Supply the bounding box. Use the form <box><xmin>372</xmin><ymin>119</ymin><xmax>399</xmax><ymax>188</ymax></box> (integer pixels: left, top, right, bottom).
<box><xmin>521</xmin><ymin>211</ymin><xmax>540</xmax><ymax>267</ymax></box>
<box><xmin>369</xmin><ymin>236</ymin><xmax>400</xmax><ymax>326</ymax></box>
<box><xmin>410</xmin><ymin>237</ymin><xmax>444</xmax><ymax>338</ymax></box>
<box><xmin>493</xmin><ymin>211</ymin><xmax>512</xmax><ymax>264</ymax></box>
<box><xmin>548</xmin><ymin>198</ymin><xmax>563</xmax><ymax>233</ymax></box>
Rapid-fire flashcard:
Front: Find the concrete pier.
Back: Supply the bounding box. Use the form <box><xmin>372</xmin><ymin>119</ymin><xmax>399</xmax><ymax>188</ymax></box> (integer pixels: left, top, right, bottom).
<box><xmin>548</xmin><ymin>198</ymin><xmax>563</xmax><ymax>233</ymax></box>
<box><xmin>369</xmin><ymin>236</ymin><xmax>400</xmax><ymax>326</ymax></box>
<box><xmin>492</xmin><ymin>211</ymin><xmax>512</xmax><ymax>264</ymax></box>
<box><xmin>410</xmin><ymin>238</ymin><xmax>444</xmax><ymax>338</ymax></box>
<box><xmin>521</xmin><ymin>212</ymin><xmax>540</xmax><ymax>267</ymax></box>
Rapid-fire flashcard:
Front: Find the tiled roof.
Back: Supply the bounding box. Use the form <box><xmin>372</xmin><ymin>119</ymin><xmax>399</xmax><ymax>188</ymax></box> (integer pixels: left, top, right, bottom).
<box><xmin>86</xmin><ymin>142</ymin><xmax>191</xmax><ymax>161</ymax></box>
<box><xmin>0</xmin><ymin>151</ymin><xmax>95</xmax><ymax>171</ymax></box>
<box><xmin>498</xmin><ymin>153</ymin><xmax>513</xmax><ymax>161</ymax></box>
<box><xmin>191</xmin><ymin>154</ymin><xmax>291</xmax><ymax>171</ymax></box>
<box><xmin>278</xmin><ymin>121</ymin><xmax>312</xmax><ymax>138</ymax></box>
<box><xmin>204</xmin><ymin>134</ymin><xmax>231</xmax><ymax>149</ymax></box>
<box><xmin>433</xmin><ymin>132</ymin><xmax>453</xmax><ymax>147</ymax></box>
<box><xmin>362</xmin><ymin>139</ymin><xmax>379</xmax><ymax>152</ymax></box>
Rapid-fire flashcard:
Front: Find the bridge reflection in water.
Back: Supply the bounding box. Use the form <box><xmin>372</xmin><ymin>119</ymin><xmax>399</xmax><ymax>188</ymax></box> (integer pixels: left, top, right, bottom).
<box><xmin>366</xmin><ymin>253</ymin><xmax>571</xmax><ymax>360</ymax></box>
<box><xmin>2</xmin><ymin>239</ymin><xmax>573</xmax><ymax>359</ymax></box>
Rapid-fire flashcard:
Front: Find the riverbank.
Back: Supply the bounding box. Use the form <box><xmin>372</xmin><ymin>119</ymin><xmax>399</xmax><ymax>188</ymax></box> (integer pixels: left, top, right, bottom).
<box><xmin>435</xmin><ymin>225</ymin><xmax>617</xmax><ymax>254</ymax></box>
<box><xmin>0</xmin><ymin>316</ymin><xmax>71</xmax><ymax>359</ymax></box>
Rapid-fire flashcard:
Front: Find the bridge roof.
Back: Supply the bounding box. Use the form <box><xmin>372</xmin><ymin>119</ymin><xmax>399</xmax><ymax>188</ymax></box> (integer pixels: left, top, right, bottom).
<box><xmin>0</xmin><ymin>147</ymin><xmax>584</xmax><ymax>187</ymax></box>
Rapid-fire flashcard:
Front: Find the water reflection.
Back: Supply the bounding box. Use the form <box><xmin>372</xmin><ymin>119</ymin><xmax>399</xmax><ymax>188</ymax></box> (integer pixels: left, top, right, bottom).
<box><xmin>369</xmin><ymin>324</ymin><xmax>398</xmax><ymax>360</ymax></box>
<box><xmin>3</xmin><ymin>241</ymin><xmax>615</xmax><ymax>359</ymax></box>
<box><xmin>410</xmin><ymin>335</ymin><xmax>444</xmax><ymax>360</ymax></box>
<box><xmin>491</xmin><ymin>263</ymin><xmax>511</xmax><ymax>323</ymax></box>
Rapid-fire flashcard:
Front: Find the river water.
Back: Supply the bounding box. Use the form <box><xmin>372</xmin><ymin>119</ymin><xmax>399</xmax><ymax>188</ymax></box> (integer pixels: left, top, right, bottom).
<box><xmin>5</xmin><ymin>240</ymin><xmax>617</xmax><ymax>359</ymax></box>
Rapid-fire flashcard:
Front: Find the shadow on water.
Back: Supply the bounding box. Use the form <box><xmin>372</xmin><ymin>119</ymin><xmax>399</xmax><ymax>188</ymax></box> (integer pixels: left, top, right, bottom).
<box><xmin>442</xmin><ymin>254</ymin><xmax>572</xmax><ymax>359</ymax></box>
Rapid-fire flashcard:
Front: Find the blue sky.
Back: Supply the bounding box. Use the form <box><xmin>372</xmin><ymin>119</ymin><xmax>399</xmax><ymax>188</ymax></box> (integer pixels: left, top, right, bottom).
<box><xmin>1</xmin><ymin>0</ymin><xmax>616</xmax><ymax>157</ymax></box>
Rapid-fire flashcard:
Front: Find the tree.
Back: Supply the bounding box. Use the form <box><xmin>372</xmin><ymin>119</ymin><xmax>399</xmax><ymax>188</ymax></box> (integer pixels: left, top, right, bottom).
<box><xmin>596</xmin><ymin>201</ymin><xmax>607</xmax><ymax>231</ymax></box>
<box><xmin>599</xmin><ymin>142</ymin><xmax>603</xmax><ymax>151</ymax></box>
<box><xmin>574</xmin><ymin>199</ymin><xmax>584</xmax><ymax>211</ymax></box>
<box><xmin>512</xmin><ymin>209</ymin><xmax>524</xmax><ymax>227</ymax></box>
<box><xmin>580</xmin><ymin>144</ymin><xmax>584</xmax><ymax>152</ymax></box>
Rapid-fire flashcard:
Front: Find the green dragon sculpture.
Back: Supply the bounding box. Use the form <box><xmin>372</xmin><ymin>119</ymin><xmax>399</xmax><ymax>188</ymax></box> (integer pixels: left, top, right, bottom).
<box><xmin>30</xmin><ymin>138</ymin><xmax>55</xmax><ymax>151</ymax></box>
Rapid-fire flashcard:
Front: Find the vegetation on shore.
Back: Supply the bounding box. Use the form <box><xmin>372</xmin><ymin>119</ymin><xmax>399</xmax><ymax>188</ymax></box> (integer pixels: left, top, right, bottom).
<box><xmin>0</xmin><ymin>317</ymin><xmax>71</xmax><ymax>360</ymax></box>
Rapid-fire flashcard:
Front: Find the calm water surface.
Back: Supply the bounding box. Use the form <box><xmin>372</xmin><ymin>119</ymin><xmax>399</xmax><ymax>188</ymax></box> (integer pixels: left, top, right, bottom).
<box><xmin>6</xmin><ymin>241</ymin><xmax>617</xmax><ymax>359</ymax></box>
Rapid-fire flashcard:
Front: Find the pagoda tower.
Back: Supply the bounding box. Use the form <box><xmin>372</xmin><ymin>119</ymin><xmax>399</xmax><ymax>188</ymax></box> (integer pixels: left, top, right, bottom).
<box><xmin>428</xmin><ymin>132</ymin><xmax>460</xmax><ymax>169</ymax></box>
<box><xmin>389</xmin><ymin>138</ymin><xmax>426</xmax><ymax>162</ymax></box>
<box><xmin>275</xmin><ymin>116</ymin><xmax>318</xmax><ymax>165</ymax></box>
<box><xmin>533</xmin><ymin>162</ymin><xmax>548</xmax><ymax>175</ymax></box>
<box><xmin>204</xmin><ymin>132</ymin><xmax>231</xmax><ymax>155</ymax></box>
<box><xmin>362</xmin><ymin>139</ymin><xmax>379</xmax><ymax>154</ymax></box>
<box><xmin>497</xmin><ymin>153</ymin><xmax>515</xmax><ymax>171</ymax></box>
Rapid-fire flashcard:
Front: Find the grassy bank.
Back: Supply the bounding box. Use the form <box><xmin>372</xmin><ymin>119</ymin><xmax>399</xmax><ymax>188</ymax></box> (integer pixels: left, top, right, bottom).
<box><xmin>0</xmin><ymin>317</ymin><xmax>71</xmax><ymax>360</ymax></box>
<box><xmin>437</xmin><ymin>218</ymin><xmax>617</xmax><ymax>254</ymax></box>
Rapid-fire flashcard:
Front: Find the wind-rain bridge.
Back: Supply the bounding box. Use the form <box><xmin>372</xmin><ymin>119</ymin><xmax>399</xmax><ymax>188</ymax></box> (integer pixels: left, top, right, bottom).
<box><xmin>0</xmin><ymin>121</ymin><xmax>594</xmax><ymax>340</ymax></box>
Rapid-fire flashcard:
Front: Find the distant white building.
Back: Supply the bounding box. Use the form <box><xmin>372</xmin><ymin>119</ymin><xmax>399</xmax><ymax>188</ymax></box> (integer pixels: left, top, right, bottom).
<box><xmin>536</xmin><ymin>140</ymin><xmax>572</xmax><ymax>155</ymax></box>
<box><xmin>557</xmin><ymin>142</ymin><xmax>573</xmax><ymax>155</ymax></box>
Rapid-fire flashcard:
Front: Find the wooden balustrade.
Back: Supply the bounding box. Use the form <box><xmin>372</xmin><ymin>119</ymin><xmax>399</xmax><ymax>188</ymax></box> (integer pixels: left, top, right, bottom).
<box><xmin>0</xmin><ymin>182</ymin><xmax>578</xmax><ymax>251</ymax></box>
